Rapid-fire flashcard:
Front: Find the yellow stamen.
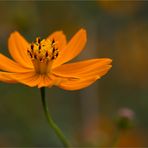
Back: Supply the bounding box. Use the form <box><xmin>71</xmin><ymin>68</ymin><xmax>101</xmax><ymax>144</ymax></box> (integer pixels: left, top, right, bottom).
<box><xmin>27</xmin><ymin>37</ymin><xmax>59</xmax><ymax>74</ymax></box>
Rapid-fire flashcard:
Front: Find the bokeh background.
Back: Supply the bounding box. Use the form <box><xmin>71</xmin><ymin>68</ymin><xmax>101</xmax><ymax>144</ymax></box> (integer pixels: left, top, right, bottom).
<box><xmin>0</xmin><ymin>1</ymin><xmax>148</xmax><ymax>147</ymax></box>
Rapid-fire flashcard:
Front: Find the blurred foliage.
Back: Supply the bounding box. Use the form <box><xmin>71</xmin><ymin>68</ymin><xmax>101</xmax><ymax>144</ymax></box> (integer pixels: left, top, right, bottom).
<box><xmin>0</xmin><ymin>1</ymin><xmax>148</xmax><ymax>147</ymax></box>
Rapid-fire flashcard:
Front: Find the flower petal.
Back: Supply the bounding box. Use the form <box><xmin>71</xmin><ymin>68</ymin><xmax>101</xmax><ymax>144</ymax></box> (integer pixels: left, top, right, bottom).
<box><xmin>37</xmin><ymin>74</ymin><xmax>55</xmax><ymax>88</ymax></box>
<box><xmin>0</xmin><ymin>72</ymin><xmax>17</xmax><ymax>83</ymax></box>
<box><xmin>0</xmin><ymin>54</ymin><xmax>33</xmax><ymax>72</ymax></box>
<box><xmin>52</xmin><ymin>58</ymin><xmax>112</xmax><ymax>78</ymax></box>
<box><xmin>8</xmin><ymin>71</ymin><xmax>41</xmax><ymax>87</ymax></box>
<box><xmin>58</xmin><ymin>77</ymin><xmax>99</xmax><ymax>91</ymax></box>
<box><xmin>8</xmin><ymin>31</ymin><xmax>33</xmax><ymax>68</ymax></box>
<box><xmin>47</xmin><ymin>31</ymin><xmax>67</xmax><ymax>51</ymax></box>
<box><xmin>52</xmin><ymin>29</ymin><xmax>86</xmax><ymax>68</ymax></box>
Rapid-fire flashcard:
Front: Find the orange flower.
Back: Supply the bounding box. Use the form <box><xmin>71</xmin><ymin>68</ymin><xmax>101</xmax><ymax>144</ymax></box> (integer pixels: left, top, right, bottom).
<box><xmin>0</xmin><ymin>29</ymin><xmax>112</xmax><ymax>90</ymax></box>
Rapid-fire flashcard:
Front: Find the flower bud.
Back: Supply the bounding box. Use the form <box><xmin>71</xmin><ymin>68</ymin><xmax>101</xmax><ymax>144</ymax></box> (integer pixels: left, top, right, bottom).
<box><xmin>116</xmin><ymin>108</ymin><xmax>135</xmax><ymax>130</ymax></box>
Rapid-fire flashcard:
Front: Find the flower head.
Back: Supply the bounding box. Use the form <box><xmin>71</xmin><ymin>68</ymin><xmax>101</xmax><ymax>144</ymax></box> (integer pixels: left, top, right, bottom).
<box><xmin>116</xmin><ymin>108</ymin><xmax>135</xmax><ymax>130</ymax></box>
<box><xmin>0</xmin><ymin>29</ymin><xmax>112</xmax><ymax>90</ymax></box>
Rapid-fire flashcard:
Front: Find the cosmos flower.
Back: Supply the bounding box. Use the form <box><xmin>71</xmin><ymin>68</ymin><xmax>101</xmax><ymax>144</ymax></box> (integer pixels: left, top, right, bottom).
<box><xmin>0</xmin><ymin>29</ymin><xmax>112</xmax><ymax>90</ymax></box>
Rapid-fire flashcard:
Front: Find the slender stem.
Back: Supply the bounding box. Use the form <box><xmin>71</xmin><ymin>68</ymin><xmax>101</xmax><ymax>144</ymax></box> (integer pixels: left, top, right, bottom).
<box><xmin>110</xmin><ymin>128</ymin><xmax>121</xmax><ymax>147</ymax></box>
<box><xmin>40</xmin><ymin>87</ymin><xmax>70</xmax><ymax>147</ymax></box>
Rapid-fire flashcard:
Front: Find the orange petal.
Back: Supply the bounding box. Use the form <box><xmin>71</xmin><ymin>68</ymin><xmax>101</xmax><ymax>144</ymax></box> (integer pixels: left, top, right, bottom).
<box><xmin>58</xmin><ymin>77</ymin><xmax>99</xmax><ymax>91</ymax></box>
<box><xmin>0</xmin><ymin>72</ymin><xmax>17</xmax><ymax>83</ymax></box>
<box><xmin>8</xmin><ymin>31</ymin><xmax>33</xmax><ymax>68</ymax></box>
<box><xmin>47</xmin><ymin>31</ymin><xmax>67</xmax><ymax>51</ymax></box>
<box><xmin>0</xmin><ymin>54</ymin><xmax>33</xmax><ymax>72</ymax></box>
<box><xmin>52</xmin><ymin>29</ymin><xmax>86</xmax><ymax>68</ymax></box>
<box><xmin>52</xmin><ymin>58</ymin><xmax>112</xmax><ymax>78</ymax></box>
<box><xmin>9</xmin><ymin>71</ymin><xmax>41</xmax><ymax>87</ymax></box>
<box><xmin>37</xmin><ymin>74</ymin><xmax>55</xmax><ymax>88</ymax></box>
<box><xmin>81</xmin><ymin>65</ymin><xmax>112</xmax><ymax>80</ymax></box>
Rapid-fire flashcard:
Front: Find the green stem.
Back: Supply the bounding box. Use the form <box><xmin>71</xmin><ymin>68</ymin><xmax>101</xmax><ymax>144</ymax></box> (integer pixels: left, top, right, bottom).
<box><xmin>110</xmin><ymin>128</ymin><xmax>121</xmax><ymax>147</ymax></box>
<box><xmin>40</xmin><ymin>87</ymin><xmax>71</xmax><ymax>147</ymax></box>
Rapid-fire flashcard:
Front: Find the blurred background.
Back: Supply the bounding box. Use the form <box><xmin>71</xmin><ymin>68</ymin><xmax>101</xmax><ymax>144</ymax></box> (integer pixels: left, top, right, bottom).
<box><xmin>0</xmin><ymin>1</ymin><xmax>148</xmax><ymax>147</ymax></box>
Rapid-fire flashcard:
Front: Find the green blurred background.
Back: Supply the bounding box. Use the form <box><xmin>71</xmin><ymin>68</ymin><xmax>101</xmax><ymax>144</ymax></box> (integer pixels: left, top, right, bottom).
<box><xmin>0</xmin><ymin>1</ymin><xmax>148</xmax><ymax>147</ymax></box>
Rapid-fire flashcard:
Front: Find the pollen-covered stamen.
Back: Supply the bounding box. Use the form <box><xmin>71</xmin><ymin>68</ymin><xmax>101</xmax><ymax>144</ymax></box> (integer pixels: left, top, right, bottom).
<box><xmin>45</xmin><ymin>51</ymin><xmax>48</xmax><ymax>57</ymax></box>
<box><xmin>52</xmin><ymin>39</ymin><xmax>55</xmax><ymax>44</ymax></box>
<box><xmin>39</xmin><ymin>44</ymin><xmax>41</xmax><ymax>50</ymax></box>
<box><xmin>36</xmin><ymin>37</ymin><xmax>41</xmax><ymax>44</ymax></box>
<box><xmin>31</xmin><ymin>44</ymin><xmax>34</xmax><ymax>51</ymax></box>
<box><xmin>27</xmin><ymin>50</ymin><xmax>33</xmax><ymax>58</ymax></box>
<box><xmin>27</xmin><ymin>37</ymin><xmax>59</xmax><ymax>74</ymax></box>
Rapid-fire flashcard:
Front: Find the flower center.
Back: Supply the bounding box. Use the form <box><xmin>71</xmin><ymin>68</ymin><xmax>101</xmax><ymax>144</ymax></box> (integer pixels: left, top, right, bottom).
<box><xmin>27</xmin><ymin>37</ymin><xmax>59</xmax><ymax>74</ymax></box>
